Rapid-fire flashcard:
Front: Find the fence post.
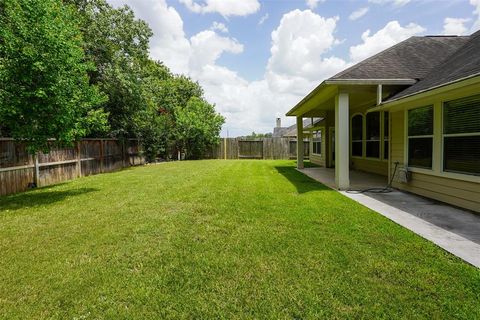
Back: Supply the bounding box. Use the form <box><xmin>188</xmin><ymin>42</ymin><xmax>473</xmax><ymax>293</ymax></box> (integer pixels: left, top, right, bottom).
<box><xmin>100</xmin><ymin>139</ymin><xmax>104</xmax><ymax>173</ymax></box>
<box><xmin>76</xmin><ymin>141</ymin><xmax>82</xmax><ymax>178</ymax></box>
<box><xmin>224</xmin><ymin>137</ymin><xmax>227</xmax><ymax>160</ymax></box>
<box><xmin>121</xmin><ymin>139</ymin><xmax>126</xmax><ymax>168</ymax></box>
<box><xmin>34</xmin><ymin>152</ymin><xmax>40</xmax><ymax>187</ymax></box>
<box><xmin>263</xmin><ymin>139</ymin><xmax>266</xmax><ymax>160</ymax></box>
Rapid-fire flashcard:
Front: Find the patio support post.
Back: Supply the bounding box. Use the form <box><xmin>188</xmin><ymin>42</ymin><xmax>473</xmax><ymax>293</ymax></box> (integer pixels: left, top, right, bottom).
<box><xmin>296</xmin><ymin>116</ymin><xmax>304</xmax><ymax>169</ymax></box>
<box><xmin>335</xmin><ymin>92</ymin><xmax>350</xmax><ymax>189</ymax></box>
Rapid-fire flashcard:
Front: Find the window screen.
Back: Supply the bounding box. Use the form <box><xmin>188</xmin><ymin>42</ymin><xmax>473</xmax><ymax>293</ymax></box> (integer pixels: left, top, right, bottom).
<box><xmin>443</xmin><ymin>95</ymin><xmax>480</xmax><ymax>175</ymax></box>
<box><xmin>351</xmin><ymin>114</ymin><xmax>363</xmax><ymax>157</ymax></box>
<box><xmin>384</xmin><ymin>111</ymin><xmax>389</xmax><ymax>160</ymax></box>
<box><xmin>312</xmin><ymin>130</ymin><xmax>322</xmax><ymax>155</ymax></box>
<box><xmin>408</xmin><ymin>106</ymin><xmax>433</xmax><ymax>169</ymax></box>
<box><xmin>366</xmin><ymin>112</ymin><xmax>380</xmax><ymax>158</ymax></box>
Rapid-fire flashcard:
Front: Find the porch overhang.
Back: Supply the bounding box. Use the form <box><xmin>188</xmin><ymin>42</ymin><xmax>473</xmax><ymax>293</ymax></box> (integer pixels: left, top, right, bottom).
<box><xmin>286</xmin><ymin>82</ymin><xmax>337</xmax><ymax>117</ymax></box>
<box><xmin>285</xmin><ymin>78</ymin><xmax>417</xmax><ymax>117</ymax></box>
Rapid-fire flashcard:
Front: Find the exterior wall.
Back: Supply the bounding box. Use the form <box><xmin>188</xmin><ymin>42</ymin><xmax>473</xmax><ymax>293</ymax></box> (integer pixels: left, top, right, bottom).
<box><xmin>388</xmin><ymin>82</ymin><xmax>480</xmax><ymax>213</ymax></box>
<box><xmin>351</xmin><ymin>158</ymin><xmax>388</xmax><ymax>176</ymax></box>
<box><xmin>309</xmin><ymin>127</ymin><xmax>326</xmax><ymax>166</ymax></box>
<box><xmin>308</xmin><ymin>107</ymin><xmax>389</xmax><ymax>177</ymax></box>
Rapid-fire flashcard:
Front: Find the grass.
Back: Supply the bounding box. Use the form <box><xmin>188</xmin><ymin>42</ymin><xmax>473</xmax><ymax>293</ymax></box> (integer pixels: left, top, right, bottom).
<box><xmin>0</xmin><ymin>160</ymin><xmax>479</xmax><ymax>319</ymax></box>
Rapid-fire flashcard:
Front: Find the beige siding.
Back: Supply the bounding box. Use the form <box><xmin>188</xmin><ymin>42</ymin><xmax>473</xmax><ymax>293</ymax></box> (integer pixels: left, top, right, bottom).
<box><xmin>352</xmin><ymin>158</ymin><xmax>388</xmax><ymax>176</ymax></box>
<box><xmin>389</xmin><ymin>96</ymin><xmax>480</xmax><ymax>213</ymax></box>
<box><xmin>310</xmin><ymin>154</ymin><xmax>325</xmax><ymax>166</ymax></box>
<box><xmin>390</xmin><ymin>110</ymin><xmax>405</xmax><ymax>178</ymax></box>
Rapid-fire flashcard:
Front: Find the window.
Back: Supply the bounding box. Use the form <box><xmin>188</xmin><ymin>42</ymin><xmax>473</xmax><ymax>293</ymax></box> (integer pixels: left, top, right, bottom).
<box><xmin>312</xmin><ymin>130</ymin><xmax>322</xmax><ymax>155</ymax></box>
<box><xmin>384</xmin><ymin>111</ymin><xmax>389</xmax><ymax>160</ymax></box>
<box><xmin>408</xmin><ymin>105</ymin><xmax>433</xmax><ymax>169</ymax></box>
<box><xmin>351</xmin><ymin>114</ymin><xmax>363</xmax><ymax>157</ymax></box>
<box><xmin>366</xmin><ymin>112</ymin><xmax>380</xmax><ymax>158</ymax></box>
<box><xmin>443</xmin><ymin>95</ymin><xmax>480</xmax><ymax>176</ymax></box>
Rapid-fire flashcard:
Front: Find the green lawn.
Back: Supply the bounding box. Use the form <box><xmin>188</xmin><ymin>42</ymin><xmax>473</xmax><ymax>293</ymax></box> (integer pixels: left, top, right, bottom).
<box><xmin>0</xmin><ymin>160</ymin><xmax>479</xmax><ymax>319</ymax></box>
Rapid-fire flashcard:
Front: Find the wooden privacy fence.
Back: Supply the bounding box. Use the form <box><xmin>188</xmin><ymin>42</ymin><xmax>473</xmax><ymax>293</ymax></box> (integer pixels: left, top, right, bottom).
<box><xmin>0</xmin><ymin>138</ymin><xmax>145</xmax><ymax>196</ymax></box>
<box><xmin>208</xmin><ymin>138</ymin><xmax>309</xmax><ymax>160</ymax></box>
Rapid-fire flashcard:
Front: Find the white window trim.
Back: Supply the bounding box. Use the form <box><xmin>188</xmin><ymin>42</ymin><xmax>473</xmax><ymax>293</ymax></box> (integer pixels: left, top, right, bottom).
<box><xmin>401</xmin><ymin>98</ymin><xmax>480</xmax><ymax>183</ymax></box>
<box><xmin>365</xmin><ymin>111</ymin><xmax>381</xmax><ymax>160</ymax></box>
<box><xmin>440</xmin><ymin>97</ymin><xmax>480</xmax><ymax>179</ymax></box>
<box><xmin>404</xmin><ymin>105</ymin><xmax>435</xmax><ymax>172</ymax></box>
<box><xmin>350</xmin><ymin>113</ymin><xmax>364</xmax><ymax>159</ymax></box>
<box><xmin>312</xmin><ymin>129</ymin><xmax>322</xmax><ymax>156</ymax></box>
<box><xmin>383</xmin><ymin>111</ymin><xmax>389</xmax><ymax>162</ymax></box>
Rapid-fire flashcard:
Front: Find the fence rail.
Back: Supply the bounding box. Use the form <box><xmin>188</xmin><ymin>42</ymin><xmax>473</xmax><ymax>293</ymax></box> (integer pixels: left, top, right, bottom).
<box><xmin>0</xmin><ymin>138</ymin><xmax>145</xmax><ymax>196</ymax></box>
<box><xmin>207</xmin><ymin>137</ymin><xmax>309</xmax><ymax>160</ymax></box>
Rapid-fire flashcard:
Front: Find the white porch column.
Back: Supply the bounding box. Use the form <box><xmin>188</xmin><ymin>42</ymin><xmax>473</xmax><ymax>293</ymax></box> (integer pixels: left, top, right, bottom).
<box><xmin>335</xmin><ymin>92</ymin><xmax>350</xmax><ymax>189</ymax></box>
<box><xmin>296</xmin><ymin>116</ymin><xmax>304</xmax><ymax>169</ymax></box>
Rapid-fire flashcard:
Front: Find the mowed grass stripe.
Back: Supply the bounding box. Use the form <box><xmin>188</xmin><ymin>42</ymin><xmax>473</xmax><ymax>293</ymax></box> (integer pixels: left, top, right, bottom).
<box><xmin>0</xmin><ymin>160</ymin><xmax>479</xmax><ymax>319</ymax></box>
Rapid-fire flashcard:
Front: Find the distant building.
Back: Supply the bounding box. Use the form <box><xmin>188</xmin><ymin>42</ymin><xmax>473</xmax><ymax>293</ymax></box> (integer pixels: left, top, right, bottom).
<box><xmin>272</xmin><ymin>117</ymin><xmax>321</xmax><ymax>138</ymax></box>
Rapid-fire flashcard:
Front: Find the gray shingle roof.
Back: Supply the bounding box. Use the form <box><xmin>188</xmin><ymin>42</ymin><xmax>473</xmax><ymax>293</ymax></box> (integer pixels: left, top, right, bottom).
<box><xmin>331</xmin><ymin>36</ymin><xmax>469</xmax><ymax>80</ymax></box>
<box><xmin>388</xmin><ymin>31</ymin><xmax>480</xmax><ymax>101</ymax></box>
<box><xmin>273</xmin><ymin>119</ymin><xmax>312</xmax><ymax>137</ymax></box>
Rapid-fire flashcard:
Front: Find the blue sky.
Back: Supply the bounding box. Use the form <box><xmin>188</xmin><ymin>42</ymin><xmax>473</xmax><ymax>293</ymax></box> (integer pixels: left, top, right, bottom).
<box><xmin>107</xmin><ymin>0</ymin><xmax>480</xmax><ymax>136</ymax></box>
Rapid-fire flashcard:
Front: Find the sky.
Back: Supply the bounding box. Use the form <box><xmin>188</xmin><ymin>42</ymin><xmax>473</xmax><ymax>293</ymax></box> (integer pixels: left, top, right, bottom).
<box><xmin>106</xmin><ymin>0</ymin><xmax>480</xmax><ymax>137</ymax></box>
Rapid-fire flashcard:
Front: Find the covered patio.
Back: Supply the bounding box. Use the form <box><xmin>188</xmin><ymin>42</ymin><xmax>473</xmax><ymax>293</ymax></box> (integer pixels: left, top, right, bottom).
<box><xmin>299</xmin><ymin>166</ymin><xmax>480</xmax><ymax>268</ymax></box>
<box><xmin>289</xmin><ymin>79</ymin><xmax>410</xmax><ymax>190</ymax></box>
<box><xmin>299</xmin><ymin>167</ymin><xmax>387</xmax><ymax>190</ymax></box>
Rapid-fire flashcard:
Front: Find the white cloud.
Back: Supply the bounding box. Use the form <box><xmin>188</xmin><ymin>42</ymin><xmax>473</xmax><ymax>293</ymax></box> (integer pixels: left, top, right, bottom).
<box><xmin>107</xmin><ymin>1</ymin><xmax>395</xmax><ymax>136</ymax></box>
<box><xmin>349</xmin><ymin>7</ymin><xmax>369</xmax><ymax>21</ymax></box>
<box><xmin>350</xmin><ymin>21</ymin><xmax>425</xmax><ymax>62</ymax></box>
<box><xmin>189</xmin><ymin>30</ymin><xmax>243</xmax><ymax>71</ymax></box>
<box><xmin>258</xmin><ymin>13</ymin><xmax>269</xmax><ymax>25</ymax></box>
<box><xmin>306</xmin><ymin>0</ymin><xmax>324</xmax><ymax>9</ymax></box>
<box><xmin>267</xmin><ymin>9</ymin><xmax>347</xmax><ymax>94</ymax></box>
<box><xmin>442</xmin><ymin>17</ymin><xmax>470</xmax><ymax>35</ymax></box>
<box><xmin>471</xmin><ymin>0</ymin><xmax>480</xmax><ymax>32</ymax></box>
<box><xmin>368</xmin><ymin>0</ymin><xmax>410</xmax><ymax>7</ymax></box>
<box><xmin>206</xmin><ymin>9</ymin><xmax>348</xmax><ymax>134</ymax></box>
<box><xmin>178</xmin><ymin>0</ymin><xmax>260</xmax><ymax>17</ymax></box>
<box><xmin>211</xmin><ymin>21</ymin><xmax>228</xmax><ymax>33</ymax></box>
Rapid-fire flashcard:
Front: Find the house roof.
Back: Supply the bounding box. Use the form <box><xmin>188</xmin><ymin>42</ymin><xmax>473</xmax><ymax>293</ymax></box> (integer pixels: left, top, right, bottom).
<box><xmin>331</xmin><ymin>36</ymin><xmax>469</xmax><ymax>81</ymax></box>
<box><xmin>287</xmin><ymin>31</ymin><xmax>480</xmax><ymax>117</ymax></box>
<box><xmin>273</xmin><ymin>119</ymin><xmax>312</xmax><ymax>137</ymax></box>
<box><xmin>387</xmin><ymin>30</ymin><xmax>480</xmax><ymax>101</ymax></box>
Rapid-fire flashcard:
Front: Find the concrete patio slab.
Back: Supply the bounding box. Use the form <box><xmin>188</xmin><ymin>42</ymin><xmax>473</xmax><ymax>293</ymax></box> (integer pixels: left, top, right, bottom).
<box><xmin>299</xmin><ymin>167</ymin><xmax>480</xmax><ymax>268</ymax></box>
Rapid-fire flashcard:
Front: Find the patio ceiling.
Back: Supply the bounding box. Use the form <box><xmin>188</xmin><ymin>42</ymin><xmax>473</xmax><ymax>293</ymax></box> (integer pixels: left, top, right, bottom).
<box><xmin>287</xmin><ymin>81</ymin><xmax>412</xmax><ymax>118</ymax></box>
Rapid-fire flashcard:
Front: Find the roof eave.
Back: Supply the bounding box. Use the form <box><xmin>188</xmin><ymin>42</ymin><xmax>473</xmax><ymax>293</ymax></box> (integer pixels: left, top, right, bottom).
<box><xmin>286</xmin><ymin>82</ymin><xmax>328</xmax><ymax>117</ymax></box>
<box><xmin>286</xmin><ymin>78</ymin><xmax>417</xmax><ymax>117</ymax></box>
<box><xmin>325</xmin><ymin>78</ymin><xmax>417</xmax><ymax>85</ymax></box>
<box><xmin>377</xmin><ymin>72</ymin><xmax>480</xmax><ymax>109</ymax></box>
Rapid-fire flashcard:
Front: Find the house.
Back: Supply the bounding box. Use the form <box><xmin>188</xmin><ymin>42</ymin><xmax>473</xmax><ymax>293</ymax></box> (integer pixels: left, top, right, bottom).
<box><xmin>286</xmin><ymin>30</ymin><xmax>480</xmax><ymax>212</ymax></box>
<box><xmin>272</xmin><ymin>117</ymin><xmax>314</xmax><ymax>138</ymax></box>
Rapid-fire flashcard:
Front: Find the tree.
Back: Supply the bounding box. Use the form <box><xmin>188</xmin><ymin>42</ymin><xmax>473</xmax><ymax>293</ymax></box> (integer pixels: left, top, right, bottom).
<box><xmin>65</xmin><ymin>0</ymin><xmax>153</xmax><ymax>138</ymax></box>
<box><xmin>136</xmin><ymin>60</ymin><xmax>173</xmax><ymax>161</ymax></box>
<box><xmin>245</xmin><ymin>132</ymin><xmax>273</xmax><ymax>139</ymax></box>
<box><xmin>0</xmin><ymin>0</ymin><xmax>108</xmax><ymax>152</ymax></box>
<box><xmin>174</xmin><ymin>97</ymin><xmax>225</xmax><ymax>159</ymax></box>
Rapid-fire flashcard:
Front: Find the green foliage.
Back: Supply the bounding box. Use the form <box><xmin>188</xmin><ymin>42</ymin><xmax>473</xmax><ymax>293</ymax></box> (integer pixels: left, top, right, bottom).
<box><xmin>0</xmin><ymin>0</ymin><xmax>108</xmax><ymax>152</ymax></box>
<box><xmin>66</xmin><ymin>0</ymin><xmax>153</xmax><ymax>138</ymax></box>
<box><xmin>245</xmin><ymin>132</ymin><xmax>273</xmax><ymax>139</ymax></box>
<box><xmin>174</xmin><ymin>97</ymin><xmax>225</xmax><ymax>159</ymax></box>
<box><xmin>0</xmin><ymin>0</ymin><xmax>224</xmax><ymax>158</ymax></box>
